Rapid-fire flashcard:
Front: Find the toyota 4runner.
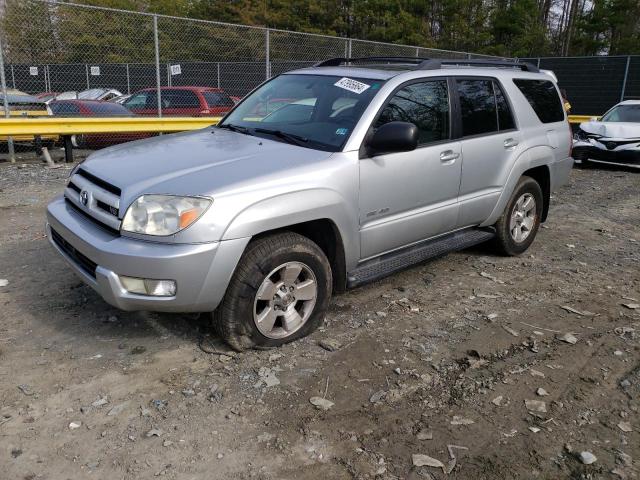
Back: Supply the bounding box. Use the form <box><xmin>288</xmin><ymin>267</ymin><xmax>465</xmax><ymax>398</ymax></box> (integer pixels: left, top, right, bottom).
<box><xmin>46</xmin><ymin>57</ymin><xmax>573</xmax><ymax>350</ymax></box>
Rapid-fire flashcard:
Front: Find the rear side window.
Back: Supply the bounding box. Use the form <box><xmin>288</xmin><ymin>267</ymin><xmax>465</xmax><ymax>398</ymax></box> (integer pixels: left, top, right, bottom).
<box><xmin>87</xmin><ymin>103</ymin><xmax>131</xmax><ymax>115</ymax></box>
<box><xmin>457</xmin><ymin>79</ymin><xmax>497</xmax><ymax>136</ymax></box>
<box><xmin>203</xmin><ymin>92</ymin><xmax>235</xmax><ymax>108</ymax></box>
<box><xmin>161</xmin><ymin>90</ymin><xmax>201</xmax><ymax>109</ymax></box>
<box><xmin>375</xmin><ymin>80</ymin><xmax>450</xmax><ymax>145</ymax></box>
<box><xmin>494</xmin><ymin>81</ymin><xmax>516</xmax><ymax>130</ymax></box>
<box><xmin>124</xmin><ymin>92</ymin><xmax>149</xmax><ymax>110</ymax></box>
<box><xmin>50</xmin><ymin>102</ymin><xmax>80</xmax><ymax>115</ymax></box>
<box><xmin>513</xmin><ymin>79</ymin><xmax>564</xmax><ymax>123</ymax></box>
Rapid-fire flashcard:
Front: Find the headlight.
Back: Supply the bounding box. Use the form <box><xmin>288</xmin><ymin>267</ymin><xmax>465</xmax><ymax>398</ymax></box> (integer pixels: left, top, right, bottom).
<box><xmin>121</xmin><ymin>195</ymin><xmax>211</xmax><ymax>236</ymax></box>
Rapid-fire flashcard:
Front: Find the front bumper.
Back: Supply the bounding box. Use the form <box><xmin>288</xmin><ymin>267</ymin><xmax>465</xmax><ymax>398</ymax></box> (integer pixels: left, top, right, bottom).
<box><xmin>46</xmin><ymin>196</ymin><xmax>249</xmax><ymax>312</ymax></box>
<box><xmin>573</xmin><ymin>143</ymin><xmax>640</xmax><ymax>168</ymax></box>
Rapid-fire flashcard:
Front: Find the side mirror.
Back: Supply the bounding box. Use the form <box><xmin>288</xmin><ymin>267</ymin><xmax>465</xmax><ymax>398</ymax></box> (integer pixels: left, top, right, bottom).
<box><xmin>367</xmin><ymin>121</ymin><xmax>419</xmax><ymax>156</ymax></box>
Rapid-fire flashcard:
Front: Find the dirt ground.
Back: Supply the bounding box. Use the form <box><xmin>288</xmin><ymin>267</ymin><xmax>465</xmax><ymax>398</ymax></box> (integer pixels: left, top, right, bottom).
<box><xmin>0</xmin><ymin>150</ymin><xmax>638</xmax><ymax>480</ymax></box>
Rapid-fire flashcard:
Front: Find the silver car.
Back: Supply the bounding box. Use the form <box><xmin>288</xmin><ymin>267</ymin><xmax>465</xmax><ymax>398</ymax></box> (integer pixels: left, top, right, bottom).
<box><xmin>46</xmin><ymin>57</ymin><xmax>573</xmax><ymax>350</ymax></box>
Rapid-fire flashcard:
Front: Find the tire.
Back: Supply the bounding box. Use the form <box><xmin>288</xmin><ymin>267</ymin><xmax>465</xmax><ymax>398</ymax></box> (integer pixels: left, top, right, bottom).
<box><xmin>493</xmin><ymin>176</ymin><xmax>543</xmax><ymax>256</ymax></box>
<box><xmin>213</xmin><ymin>232</ymin><xmax>332</xmax><ymax>351</ymax></box>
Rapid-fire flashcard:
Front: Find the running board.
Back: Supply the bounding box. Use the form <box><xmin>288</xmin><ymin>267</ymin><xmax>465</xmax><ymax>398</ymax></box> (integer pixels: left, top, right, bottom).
<box><xmin>347</xmin><ymin>228</ymin><xmax>495</xmax><ymax>288</ymax></box>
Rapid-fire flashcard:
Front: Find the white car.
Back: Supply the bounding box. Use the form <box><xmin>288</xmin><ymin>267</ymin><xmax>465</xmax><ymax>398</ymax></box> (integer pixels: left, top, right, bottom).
<box><xmin>573</xmin><ymin>100</ymin><xmax>640</xmax><ymax>168</ymax></box>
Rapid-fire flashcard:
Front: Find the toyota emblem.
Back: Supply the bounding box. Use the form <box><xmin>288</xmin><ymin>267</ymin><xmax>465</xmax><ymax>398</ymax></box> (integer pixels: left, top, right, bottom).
<box><xmin>80</xmin><ymin>190</ymin><xmax>89</xmax><ymax>206</ymax></box>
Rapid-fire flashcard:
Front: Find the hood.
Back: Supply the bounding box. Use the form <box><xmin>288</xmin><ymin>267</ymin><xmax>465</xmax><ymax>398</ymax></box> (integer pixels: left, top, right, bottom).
<box><xmin>579</xmin><ymin>121</ymin><xmax>640</xmax><ymax>140</ymax></box>
<box><xmin>80</xmin><ymin>127</ymin><xmax>334</xmax><ymax>204</ymax></box>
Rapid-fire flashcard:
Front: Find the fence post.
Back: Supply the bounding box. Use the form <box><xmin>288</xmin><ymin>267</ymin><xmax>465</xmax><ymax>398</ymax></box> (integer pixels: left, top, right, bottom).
<box><xmin>537</xmin><ymin>58</ymin><xmax>541</xmax><ymax>68</ymax></box>
<box><xmin>10</xmin><ymin>65</ymin><xmax>15</xmax><ymax>89</ymax></box>
<box><xmin>620</xmin><ymin>55</ymin><xmax>631</xmax><ymax>102</ymax></box>
<box><xmin>126</xmin><ymin>63</ymin><xmax>130</xmax><ymax>94</ymax></box>
<box><xmin>265</xmin><ymin>28</ymin><xmax>270</xmax><ymax>80</ymax></box>
<box><xmin>217</xmin><ymin>62</ymin><xmax>220</xmax><ymax>88</ymax></box>
<box><xmin>348</xmin><ymin>38</ymin><xmax>352</xmax><ymax>58</ymax></box>
<box><xmin>153</xmin><ymin>14</ymin><xmax>162</xmax><ymax>118</ymax></box>
<box><xmin>0</xmin><ymin>34</ymin><xmax>16</xmax><ymax>163</ymax></box>
<box><xmin>415</xmin><ymin>47</ymin><xmax>419</xmax><ymax>58</ymax></box>
<box><xmin>85</xmin><ymin>64</ymin><xmax>90</xmax><ymax>89</ymax></box>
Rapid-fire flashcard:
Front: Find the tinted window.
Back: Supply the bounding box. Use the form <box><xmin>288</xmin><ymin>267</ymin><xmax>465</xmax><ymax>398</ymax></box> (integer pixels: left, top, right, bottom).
<box><xmin>161</xmin><ymin>90</ymin><xmax>201</xmax><ymax>109</ymax></box>
<box><xmin>203</xmin><ymin>91</ymin><xmax>235</xmax><ymax>107</ymax></box>
<box><xmin>86</xmin><ymin>102</ymin><xmax>131</xmax><ymax>115</ymax></box>
<box><xmin>513</xmin><ymin>79</ymin><xmax>564</xmax><ymax>123</ymax></box>
<box><xmin>457</xmin><ymin>79</ymin><xmax>497</xmax><ymax>136</ymax></box>
<box><xmin>375</xmin><ymin>80</ymin><xmax>449</xmax><ymax>145</ymax></box>
<box><xmin>50</xmin><ymin>102</ymin><xmax>81</xmax><ymax>115</ymax></box>
<box><xmin>124</xmin><ymin>92</ymin><xmax>149</xmax><ymax>110</ymax></box>
<box><xmin>494</xmin><ymin>81</ymin><xmax>516</xmax><ymax>130</ymax></box>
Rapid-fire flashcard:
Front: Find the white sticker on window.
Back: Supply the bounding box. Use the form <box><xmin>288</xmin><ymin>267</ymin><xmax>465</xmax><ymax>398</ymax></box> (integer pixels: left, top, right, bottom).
<box><xmin>334</xmin><ymin>77</ymin><xmax>370</xmax><ymax>94</ymax></box>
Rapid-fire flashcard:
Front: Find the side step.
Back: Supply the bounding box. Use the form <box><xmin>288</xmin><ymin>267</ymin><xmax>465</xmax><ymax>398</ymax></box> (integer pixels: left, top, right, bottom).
<box><xmin>347</xmin><ymin>228</ymin><xmax>495</xmax><ymax>288</ymax></box>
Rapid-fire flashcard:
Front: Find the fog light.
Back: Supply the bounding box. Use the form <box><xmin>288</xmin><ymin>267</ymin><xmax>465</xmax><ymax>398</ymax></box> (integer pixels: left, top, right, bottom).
<box><xmin>120</xmin><ymin>276</ymin><xmax>176</xmax><ymax>297</ymax></box>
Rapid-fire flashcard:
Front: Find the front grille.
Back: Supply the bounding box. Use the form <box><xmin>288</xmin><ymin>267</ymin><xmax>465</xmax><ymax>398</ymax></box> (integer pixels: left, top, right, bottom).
<box><xmin>50</xmin><ymin>228</ymin><xmax>97</xmax><ymax>278</ymax></box>
<box><xmin>64</xmin><ymin>169</ymin><xmax>122</xmax><ymax>232</ymax></box>
<box><xmin>96</xmin><ymin>199</ymin><xmax>118</xmax><ymax>216</ymax></box>
<box><xmin>65</xmin><ymin>198</ymin><xmax>121</xmax><ymax>235</ymax></box>
<box><xmin>76</xmin><ymin>168</ymin><xmax>121</xmax><ymax>196</ymax></box>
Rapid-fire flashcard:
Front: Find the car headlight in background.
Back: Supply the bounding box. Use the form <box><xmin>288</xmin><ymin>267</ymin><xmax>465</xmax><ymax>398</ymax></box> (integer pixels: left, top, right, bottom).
<box><xmin>121</xmin><ymin>195</ymin><xmax>212</xmax><ymax>236</ymax></box>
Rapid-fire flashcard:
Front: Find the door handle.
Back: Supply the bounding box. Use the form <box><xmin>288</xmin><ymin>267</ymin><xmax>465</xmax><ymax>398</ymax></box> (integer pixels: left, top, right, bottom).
<box><xmin>503</xmin><ymin>138</ymin><xmax>519</xmax><ymax>149</ymax></box>
<box><xmin>440</xmin><ymin>150</ymin><xmax>460</xmax><ymax>163</ymax></box>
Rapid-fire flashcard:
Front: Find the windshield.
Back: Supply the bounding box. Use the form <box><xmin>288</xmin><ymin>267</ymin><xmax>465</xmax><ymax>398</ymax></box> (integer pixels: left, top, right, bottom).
<box><xmin>601</xmin><ymin>104</ymin><xmax>640</xmax><ymax>123</ymax></box>
<box><xmin>220</xmin><ymin>74</ymin><xmax>384</xmax><ymax>151</ymax></box>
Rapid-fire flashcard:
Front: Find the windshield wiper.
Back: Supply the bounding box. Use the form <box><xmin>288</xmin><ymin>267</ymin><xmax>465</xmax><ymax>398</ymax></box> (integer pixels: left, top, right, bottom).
<box><xmin>218</xmin><ymin>123</ymin><xmax>250</xmax><ymax>134</ymax></box>
<box><xmin>253</xmin><ymin>128</ymin><xmax>309</xmax><ymax>147</ymax></box>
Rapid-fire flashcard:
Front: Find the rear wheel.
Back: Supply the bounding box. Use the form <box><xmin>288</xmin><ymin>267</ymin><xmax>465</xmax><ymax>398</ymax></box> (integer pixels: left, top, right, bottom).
<box><xmin>213</xmin><ymin>232</ymin><xmax>332</xmax><ymax>351</ymax></box>
<box><xmin>493</xmin><ymin>176</ymin><xmax>543</xmax><ymax>256</ymax></box>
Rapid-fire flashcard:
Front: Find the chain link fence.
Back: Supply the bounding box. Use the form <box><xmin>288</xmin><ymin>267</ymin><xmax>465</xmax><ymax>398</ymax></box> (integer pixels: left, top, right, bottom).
<box><xmin>521</xmin><ymin>56</ymin><xmax>640</xmax><ymax>115</ymax></box>
<box><xmin>0</xmin><ymin>0</ymin><xmax>502</xmax><ymax>160</ymax></box>
<box><xmin>1</xmin><ymin>0</ymin><xmax>501</xmax><ymax>103</ymax></box>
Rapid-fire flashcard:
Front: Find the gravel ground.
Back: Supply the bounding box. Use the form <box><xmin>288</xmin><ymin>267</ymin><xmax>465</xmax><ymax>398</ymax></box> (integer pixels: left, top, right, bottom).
<box><xmin>0</xmin><ymin>155</ymin><xmax>638</xmax><ymax>480</ymax></box>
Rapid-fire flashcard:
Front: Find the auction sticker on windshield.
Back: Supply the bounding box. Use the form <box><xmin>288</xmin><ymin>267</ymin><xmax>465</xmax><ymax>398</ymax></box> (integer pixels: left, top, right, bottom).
<box><xmin>334</xmin><ymin>77</ymin><xmax>370</xmax><ymax>94</ymax></box>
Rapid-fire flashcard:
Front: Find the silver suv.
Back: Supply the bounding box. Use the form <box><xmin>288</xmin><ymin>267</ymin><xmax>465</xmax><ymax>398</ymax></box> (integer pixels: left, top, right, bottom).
<box><xmin>46</xmin><ymin>57</ymin><xmax>573</xmax><ymax>350</ymax></box>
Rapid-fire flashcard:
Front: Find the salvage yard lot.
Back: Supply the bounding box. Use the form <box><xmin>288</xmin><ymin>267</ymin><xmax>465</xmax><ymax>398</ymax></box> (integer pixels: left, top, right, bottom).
<box><xmin>0</xmin><ymin>157</ymin><xmax>638</xmax><ymax>479</ymax></box>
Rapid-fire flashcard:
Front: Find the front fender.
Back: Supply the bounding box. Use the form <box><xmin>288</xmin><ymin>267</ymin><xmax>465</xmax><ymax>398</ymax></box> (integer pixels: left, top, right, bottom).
<box><xmin>221</xmin><ymin>188</ymin><xmax>359</xmax><ymax>269</ymax></box>
<box><xmin>480</xmin><ymin>146</ymin><xmax>552</xmax><ymax>227</ymax></box>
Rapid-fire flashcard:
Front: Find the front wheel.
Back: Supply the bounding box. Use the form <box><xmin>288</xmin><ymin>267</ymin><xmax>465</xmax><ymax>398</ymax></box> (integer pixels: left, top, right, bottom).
<box><xmin>493</xmin><ymin>176</ymin><xmax>543</xmax><ymax>256</ymax></box>
<box><xmin>213</xmin><ymin>232</ymin><xmax>332</xmax><ymax>351</ymax></box>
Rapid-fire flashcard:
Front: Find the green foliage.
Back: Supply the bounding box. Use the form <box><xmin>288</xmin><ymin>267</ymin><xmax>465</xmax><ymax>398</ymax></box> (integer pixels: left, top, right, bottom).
<box><xmin>1</xmin><ymin>0</ymin><xmax>637</xmax><ymax>63</ymax></box>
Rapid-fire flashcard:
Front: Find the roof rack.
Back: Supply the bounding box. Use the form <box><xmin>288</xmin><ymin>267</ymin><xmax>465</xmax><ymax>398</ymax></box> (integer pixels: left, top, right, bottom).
<box><xmin>314</xmin><ymin>57</ymin><xmax>428</xmax><ymax>67</ymax></box>
<box><xmin>314</xmin><ymin>57</ymin><xmax>539</xmax><ymax>73</ymax></box>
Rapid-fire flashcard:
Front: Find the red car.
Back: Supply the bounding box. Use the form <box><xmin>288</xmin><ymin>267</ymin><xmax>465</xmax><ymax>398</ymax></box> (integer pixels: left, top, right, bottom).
<box><xmin>49</xmin><ymin>99</ymin><xmax>148</xmax><ymax>149</ymax></box>
<box><xmin>122</xmin><ymin>86</ymin><xmax>238</xmax><ymax>116</ymax></box>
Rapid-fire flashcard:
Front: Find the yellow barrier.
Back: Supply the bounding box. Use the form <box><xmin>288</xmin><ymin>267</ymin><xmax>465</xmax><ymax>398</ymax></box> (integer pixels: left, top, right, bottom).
<box><xmin>0</xmin><ymin>114</ymin><xmax>597</xmax><ymax>134</ymax></box>
<box><xmin>568</xmin><ymin>115</ymin><xmax>598</xmax><ymax>124</ymax></box>
<box><xmin>0</xmin><ymin>116</ymin><xmax>221</xmax><ymax>136</ymax></box>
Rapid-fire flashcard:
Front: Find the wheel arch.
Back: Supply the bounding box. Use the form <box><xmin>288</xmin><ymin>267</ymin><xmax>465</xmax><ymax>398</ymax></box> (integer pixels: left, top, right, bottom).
<box><xmin>481</xmin><ymin>147</ymin><xmax>554</xmax><ymax>227</ymax></box>
<box><xmin>251</xmin><ymin>219</ymin><xmax>347</xmax><ymax>293</ymax></box>
<box><xmin>522</xmin><ymin>165</ymin><xmax>551</xmax><ymax>222</ymax></box>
